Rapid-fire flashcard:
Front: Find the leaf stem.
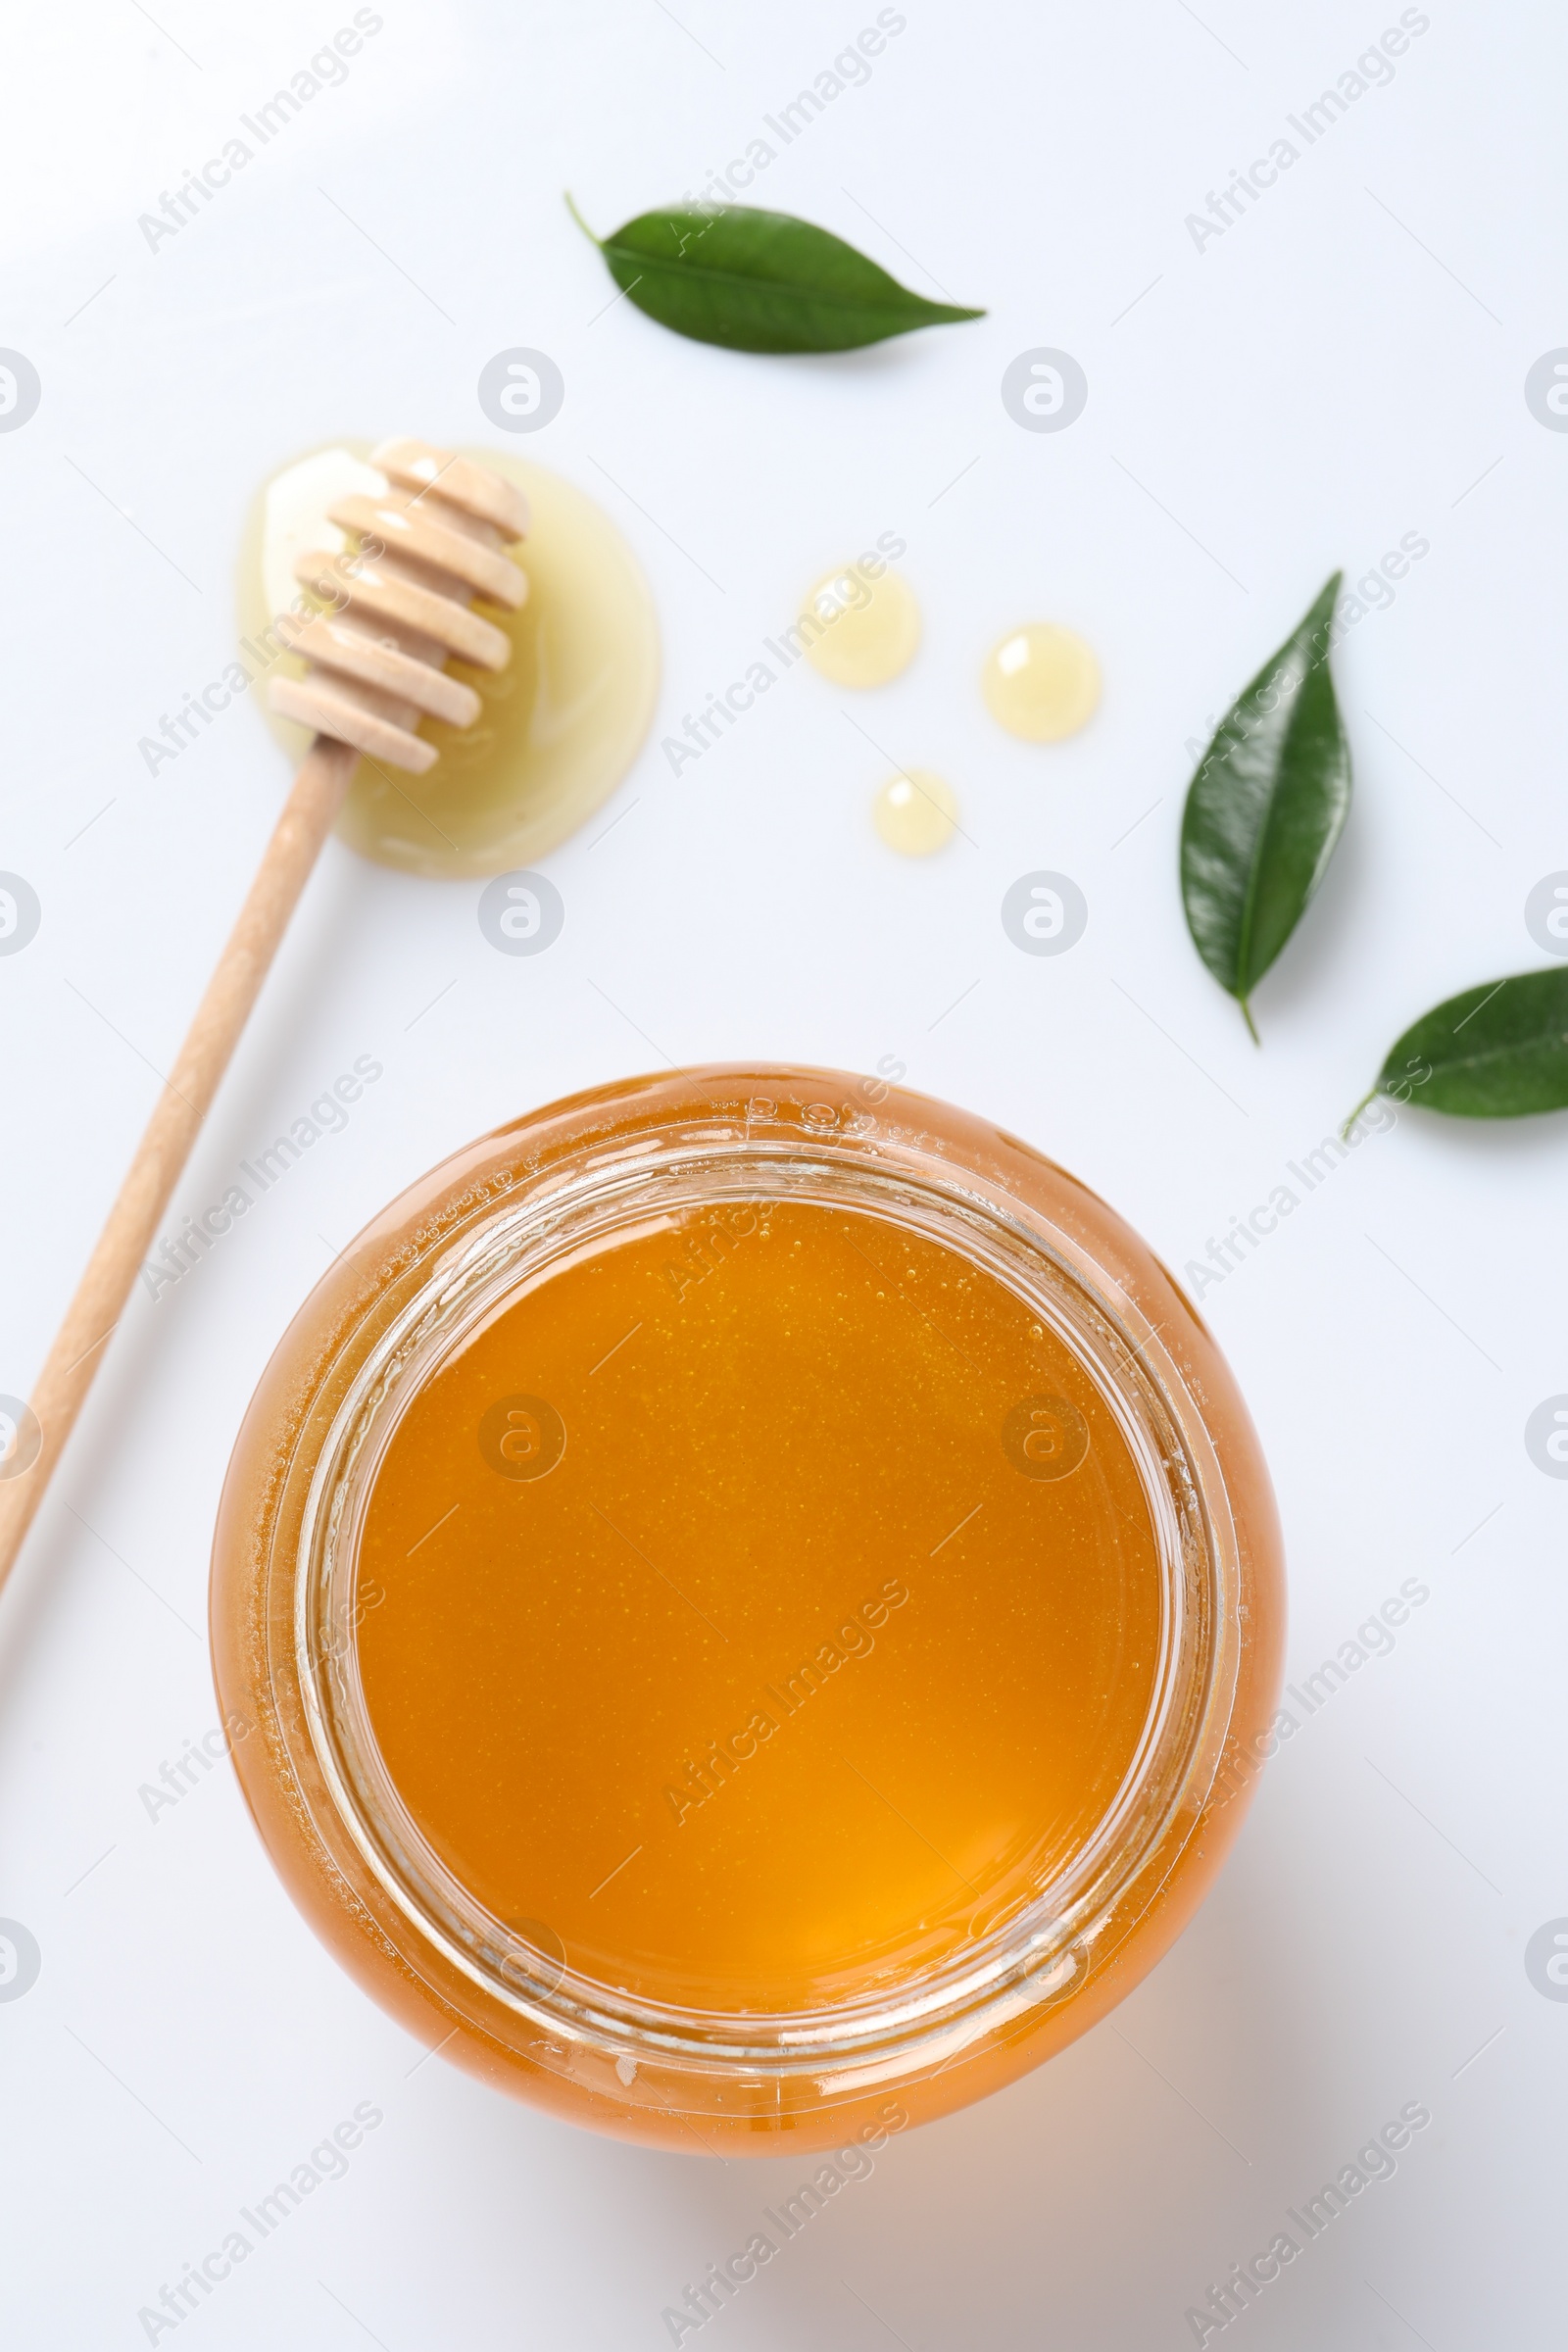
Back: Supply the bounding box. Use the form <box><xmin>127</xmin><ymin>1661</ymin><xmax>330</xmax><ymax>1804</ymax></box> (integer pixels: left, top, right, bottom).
<box><xmin>564</xmin><ymin>191</ymin><xmax>601</xmax><ymax>248</ymax></box>
<box><xmin>1340</xmin><ymin>1085</ymin><xmax>1380</xmax><ymax>1141</ymax></box>
<box><xmin>1239</xmin><ymin>997</ymin><xmax>1260</xmax><ymax>1047</ymax></box>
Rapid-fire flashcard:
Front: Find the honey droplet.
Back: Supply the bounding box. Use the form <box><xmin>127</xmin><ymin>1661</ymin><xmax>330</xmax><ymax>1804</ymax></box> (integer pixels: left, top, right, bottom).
<box><xmin>873</xmin><ymin>769</ymin><xmax>956</xmax><ymax>857</ymax></box>
<box><xmin>802</xmin><ymin>564</ymin><xmax>920</xmax><ymax>688</ymax></box>
<box><xmin>982</xmin><ymin>623</ymin><xmax>1100</xmax><ymax>742</ymax></box>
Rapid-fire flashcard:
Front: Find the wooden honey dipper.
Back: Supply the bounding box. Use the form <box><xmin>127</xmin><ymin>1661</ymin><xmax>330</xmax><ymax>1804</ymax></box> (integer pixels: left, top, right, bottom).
<box><xmin>0</xmin><ymin>437</ymin><xmax>528</xmax><ymax>1595</ymax></box>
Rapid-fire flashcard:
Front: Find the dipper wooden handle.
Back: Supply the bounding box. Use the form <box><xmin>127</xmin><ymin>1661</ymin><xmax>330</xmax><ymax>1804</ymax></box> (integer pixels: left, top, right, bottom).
<box><xmin>0</xmin><ymin>439</ymin><xmax>527</xmax><ymax>1599</ymax></box>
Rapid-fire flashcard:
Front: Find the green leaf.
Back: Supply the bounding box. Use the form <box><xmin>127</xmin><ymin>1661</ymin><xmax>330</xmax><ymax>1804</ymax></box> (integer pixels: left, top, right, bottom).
<box><xmin>567</xmin><ymin>196</ymin><xmax>984</xmax><ymax>354</ymax></box>
<box><xmin>1180</xmin><ymin>574</ymin><xmax>1350</xmax><ymax>1040</ymax></box>
<box><xmin>1356</xmin><ymin>968</ymin><xmax>1568</xmax><ymax>1121</ymax></box>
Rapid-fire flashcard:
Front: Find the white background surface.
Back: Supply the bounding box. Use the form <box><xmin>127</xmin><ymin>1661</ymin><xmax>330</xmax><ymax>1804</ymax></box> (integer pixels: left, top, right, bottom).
<box><xmin>1</xmin><ymin>1</ymin><xmax>1564</xmax><ymax>2343</ymax></box>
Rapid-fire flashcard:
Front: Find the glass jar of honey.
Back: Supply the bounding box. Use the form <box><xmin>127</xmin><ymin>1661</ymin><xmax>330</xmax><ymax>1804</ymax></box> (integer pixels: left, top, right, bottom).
<box><xmin>211</xmin><ymin>1066</ymin><xmax>1284</xmax><ymax>2154</ymax></box>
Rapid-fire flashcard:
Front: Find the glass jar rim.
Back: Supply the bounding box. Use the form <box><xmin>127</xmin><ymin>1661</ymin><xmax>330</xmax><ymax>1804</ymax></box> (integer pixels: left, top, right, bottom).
<box><xmin>287</xmin><ymin>1092</ymin><xmax>1241</xmax><ymax>2083</ymax></box>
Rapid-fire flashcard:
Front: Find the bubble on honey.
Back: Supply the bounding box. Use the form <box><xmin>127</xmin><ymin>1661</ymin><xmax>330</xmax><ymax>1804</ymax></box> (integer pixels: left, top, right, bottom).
<box><xmin>802</xmin><ymin>563</ymin><xmax>920</xmax><ymax>688</ymax></box>
<box><xmin>241</xmin><ymin>442</ymin><xmax>661</xmax><ymax>878</ymax></box>
<box><xmin>982</xmin><ymin>622</ymin><xmax>1100</xmax><ymax>742</ymax></box>
<box><xmin>872</xmin><ymin>769</ymin><xmax>957</xmax><ymax>858</ymax></box>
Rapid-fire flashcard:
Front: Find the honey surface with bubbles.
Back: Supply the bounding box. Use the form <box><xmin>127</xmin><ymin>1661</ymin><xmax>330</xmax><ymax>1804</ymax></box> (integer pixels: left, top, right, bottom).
<box><xmin>355</xmin><ymin>1197</ymin><xmax>1163</xmax><ymax>2015</ymax></box>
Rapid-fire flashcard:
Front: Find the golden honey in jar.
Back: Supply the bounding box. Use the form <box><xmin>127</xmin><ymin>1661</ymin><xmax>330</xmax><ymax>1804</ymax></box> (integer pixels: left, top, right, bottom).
<box><xmin>212</xmin><ymin>1067</ymin><xmax>1284</xmax><ymax>2153</ymax></box>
